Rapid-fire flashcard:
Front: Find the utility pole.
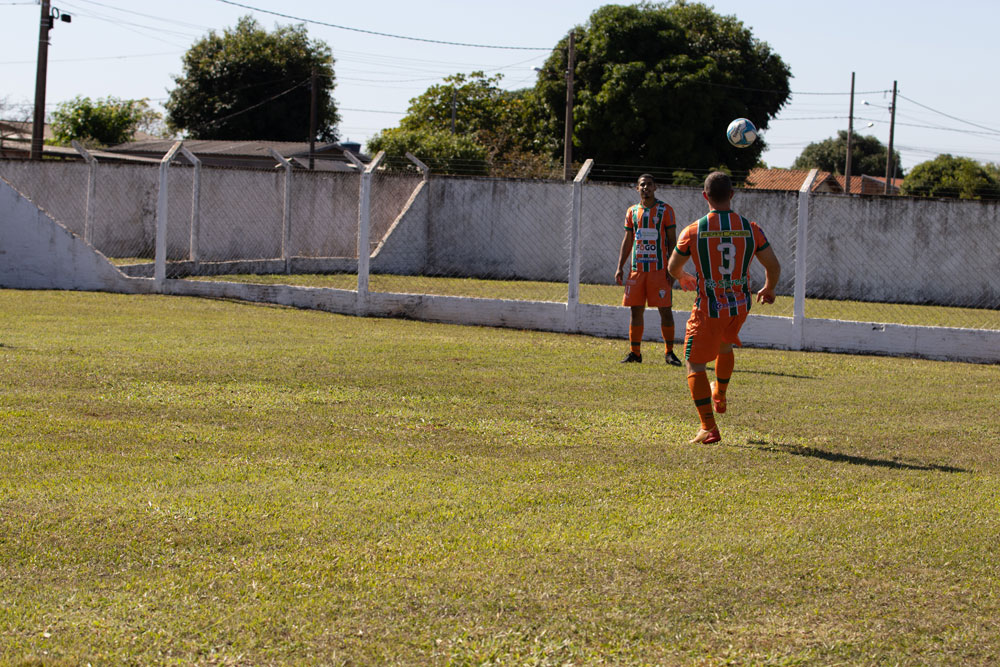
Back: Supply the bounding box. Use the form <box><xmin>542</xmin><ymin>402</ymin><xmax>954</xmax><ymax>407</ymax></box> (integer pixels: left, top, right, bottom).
<box><xmin>30</xmin><ymin>1</ymin><xmax>70</xmax><ymax>160</ymax></box>
<box><xmin>563</xmin><ymin>30</ymin><xmax>576</xmax><ymax>181</ymax></box>
<box><xmin>308</xmin><ymin>68</ymin><xmax>317</xmax><ymax>170</ymax></box>
<box><xmin>30</xmin><ymin>0</ymin><xmax>53</xmax><ymax>161</ymax></box>
<box><xmin>844</xmin><ymin>72</ymin><xmax>855</xmax><ymax>195</ymax></box>
<box><xmin>884</xmin><ymin>80</ymin><xmax>897</xmax><ymax>195</ymax></box>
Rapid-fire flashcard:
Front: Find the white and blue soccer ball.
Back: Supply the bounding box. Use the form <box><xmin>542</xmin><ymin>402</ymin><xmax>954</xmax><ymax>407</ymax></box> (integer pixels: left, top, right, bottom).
<box><xmin>726</xmin><ymin>118</ymin><xmax>758</xmax><ymax>148</ymax></box>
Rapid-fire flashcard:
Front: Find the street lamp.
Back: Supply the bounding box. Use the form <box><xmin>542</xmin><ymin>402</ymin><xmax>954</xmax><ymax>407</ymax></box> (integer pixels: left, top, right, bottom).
<box><xmin>30</xmin><ymin>0</ymin><xmax>72</xmax><ymax>160</ymax></box>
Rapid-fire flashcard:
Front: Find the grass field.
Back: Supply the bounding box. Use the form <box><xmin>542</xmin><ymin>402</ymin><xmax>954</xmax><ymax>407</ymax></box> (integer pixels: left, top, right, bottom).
<box><xmin>2</xmin><ymin>289</ymin><xmax>999</xmax><ymax>665</ymax></box>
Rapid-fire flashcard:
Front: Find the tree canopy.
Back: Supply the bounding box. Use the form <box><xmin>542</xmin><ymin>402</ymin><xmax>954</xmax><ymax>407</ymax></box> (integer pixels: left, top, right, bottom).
<box><xmin>533</xmin><ymin>2</ymin><xmax>790</xmax><ymax>173</ymax></box>
<box><xmin>165</xmin><ymin>16</ymin><xmax>338</xmax><ymax>141</ymax></box>
<box><xmin>792</xmin><ymin>130</ymin><xmax>904</xmax><ymax>178</ymax></box>
<box><xmin>899</xmin><ymin>154</ymin><xmax>999</xmax><ymax>199</ymax></box>
<box><xmin>368</xmin><ymin>72</ymin><xmax>558</xmax><ymax>176</ymax></box>
<box><xmin>50</xmin><ymin>96</ymin><xmax>160</xmax><ymax>147</ymax></box>
<box><xmin>367</xmin><ymin>127</ymin><xmax>489</xmax><ymax>176</ymax></box>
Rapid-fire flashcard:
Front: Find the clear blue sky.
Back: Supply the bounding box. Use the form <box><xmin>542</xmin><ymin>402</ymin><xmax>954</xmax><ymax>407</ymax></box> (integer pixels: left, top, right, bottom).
<box><xmin>2</xmin><ymin>0</ymin><xmax>997</xmax><ymax>172</ymax></box>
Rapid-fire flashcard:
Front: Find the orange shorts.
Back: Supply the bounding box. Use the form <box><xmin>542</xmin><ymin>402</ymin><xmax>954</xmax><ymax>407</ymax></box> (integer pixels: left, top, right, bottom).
<box><xmin>683</xmin><ymin>307</ymin><xmax>747</xmax><ymax>364</ymax></box>
<box><xmin>622</xmin><ymin>270</ymin><xmax>672</xmax><ymax>307</ymax></box>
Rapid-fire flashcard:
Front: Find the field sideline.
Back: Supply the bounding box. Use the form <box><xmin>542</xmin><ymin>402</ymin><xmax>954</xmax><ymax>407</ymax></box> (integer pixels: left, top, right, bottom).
<box><xmin>1</xmin><ymin>289</ymin><xmax>998</xmax><ymax>665</ymax></box>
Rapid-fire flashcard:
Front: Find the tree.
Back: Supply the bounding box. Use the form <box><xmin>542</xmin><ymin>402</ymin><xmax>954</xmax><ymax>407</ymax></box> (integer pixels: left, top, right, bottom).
<box><xmin>366</xmin><ymin>127</ymin><xmax>489</xmax><ymax>176</ymax></box>
<box><xmin>373</xmin><ymin>71</ymin><xmax>558</xmax><ymax>176</ymax></box>
<box><xmin>166</xmin><ymin>16</ymin><xmax>338</xmax><ymax>141</ymax></box>
<box><xmin>792</xmin><ymin>130</ymin><xmax>903</xmax><ymax>177</ymax></box>
<box><xmin>50</xmin><ymin>96</ymin><xmax>160</xmax><ymax>147</ymax></box>
<box><xmin>900</xmin><ymin>154</ymin><xmax>999</xmax><ymax>199</ymax></box>
<box><xmin>532</xmin><ymin>2</ymin><xmax>791</xmax><ymax>173</ymax></box>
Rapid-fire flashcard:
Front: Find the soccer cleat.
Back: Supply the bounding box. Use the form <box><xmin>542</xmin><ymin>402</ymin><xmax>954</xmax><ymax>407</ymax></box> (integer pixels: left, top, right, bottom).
<box><xmin>665</xmin><ymin>350</ymin><xmax>682</xmax><ymax>366</ymax></box>
<box><xmin>620</xmin><ymin>351</ymin><xmax>642</xmax><ymax>363</ymax></box>
<box><xmin>710</xmin><ymin>381</ymin><xmax>726</xmax><ymax>414</ymax></box>
<box><xmin>689</xmin><ymin>427</ymin><xmax>721</xmax><ymax>444</ymax></box>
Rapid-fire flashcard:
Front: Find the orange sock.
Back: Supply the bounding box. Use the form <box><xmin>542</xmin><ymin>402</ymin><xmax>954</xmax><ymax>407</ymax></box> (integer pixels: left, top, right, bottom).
<box><xmin>687</xmin><ymin>371</ymin><xmax>716</xmax><ymax>431</ymax></box>
<box><xmin>661</xmin><ymin>325</ymin><xmax>675</xmax><ymax>353</ymax></box>
<box><xmin>629</xmin><ymin>325</ymin><xmax>643</xmax><ymax>356</ymax></box>
<box><xmin>714</xmin><ymin>351</ymin><xmax>734</xmax><ymax>397</ymax></box>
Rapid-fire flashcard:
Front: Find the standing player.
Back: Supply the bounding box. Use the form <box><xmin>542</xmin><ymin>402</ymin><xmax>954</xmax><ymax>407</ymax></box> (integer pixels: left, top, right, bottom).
<box><xmin>668</xmin><ymin>171</ymin><xmax>781</xmax><ymax>444</ymax></box>
<box><xmin>614</xmin><ymin>174</ymin><xmax>682</xmax><ymax>366</ymax></box>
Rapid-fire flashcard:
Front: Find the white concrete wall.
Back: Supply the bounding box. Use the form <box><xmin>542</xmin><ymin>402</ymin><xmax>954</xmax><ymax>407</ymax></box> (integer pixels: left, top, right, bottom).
<box><xmin>0</xmin><ymin>177</ymin><xmax>151</xmax><ymax>293</ymax></box>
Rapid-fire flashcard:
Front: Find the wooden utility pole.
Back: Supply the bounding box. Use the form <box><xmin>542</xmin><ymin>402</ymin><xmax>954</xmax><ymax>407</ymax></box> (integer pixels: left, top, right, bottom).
<box><xmin>30</xmin><ymin>0</ymin><xmax>52</xmax><ymax>161</ymax></box>
<box><xmin>563</xmin><ymin>31</ymin><xmax>576</xmax><ymax>181</ymax></box>
<box><xmin>844</xmin><ymin>72</ymin><xmax>855</xmax><ymax>195</ymax></box>
<box><xmin>884</xmin><ymin>80</ymin><xmax>898</xmax><ymax>194</ymax></box>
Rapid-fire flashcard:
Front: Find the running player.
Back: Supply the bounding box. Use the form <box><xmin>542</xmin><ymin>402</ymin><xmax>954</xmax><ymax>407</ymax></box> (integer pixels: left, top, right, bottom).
<box><xmin>614</xmin><ymin>174</ymin><xmax>682</xmax><ymax>366</ymax></box>
<box><xmin>668</xmin><ymin>171</ymin><xmax>781</xmax><ymax>444</ymax></box>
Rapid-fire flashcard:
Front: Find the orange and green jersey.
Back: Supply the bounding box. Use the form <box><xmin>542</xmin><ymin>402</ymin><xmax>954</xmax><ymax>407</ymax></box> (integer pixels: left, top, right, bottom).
<box><xmin>625</xmin><ymin>199</ymin><xmax>676</xmax><ymax>272</ymax></box>
<box><xmin>674</xmin><ymin>209</ymin><xmax>770</xmax><ymax>318</ymax></box>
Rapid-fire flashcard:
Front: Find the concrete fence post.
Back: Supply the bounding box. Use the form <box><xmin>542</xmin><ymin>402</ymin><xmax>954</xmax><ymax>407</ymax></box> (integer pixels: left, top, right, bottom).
<box><xmin>71</xmin><ymin>141</ymin><xmax>97</xmax><ymax>246</ymax></box>
<box><xmin>793</xmin><ymin>169</ymin><xmax>819</xmax><ymax>350</ymax></box>
<box><xmin>567</xmin><ymin>159</ymin><xmax>594</xmax><ymax>331</ymax></box>
<box><xmin>155</xmin><ymin>141</ymin><xmax>184</xmax><ymax>290</ymax></box>
<box><xmin>345</xmin><ymin>150</ymin><xmax>385</xmax><ymax>314</ymax></box>
<box><xmin>405</xmin><ymin>152</ymin><xmax>430</xmax><ymax>182</ymax></box>
<box><xmin>268</xmin><ymin>148</ymin><xmax>293</xmax><ymax>274</ymax></box>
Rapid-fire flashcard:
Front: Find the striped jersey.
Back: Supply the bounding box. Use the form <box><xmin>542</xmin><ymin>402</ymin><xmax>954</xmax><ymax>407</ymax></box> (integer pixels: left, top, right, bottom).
<box><xmin>624</xmin><ymin>199</ymin><xmax>676</xmax><ymax>272</ymax></box>
<box><xmin>674</xmin><ymin>209</ymin><xmax>771</xmax><ymax>317</ymax></box>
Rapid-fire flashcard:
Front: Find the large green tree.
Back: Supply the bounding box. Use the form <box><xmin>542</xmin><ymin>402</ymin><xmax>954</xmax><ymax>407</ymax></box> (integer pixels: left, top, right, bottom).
<box><xmin>900</xmin><ymin>154</ymin><xmax>999</xmax><ymax>199</ymax></box>
<box><xmin>166</xmin><ymin>16</ymin><xmax>338</xmax><ymax>141</ymax></box>
<box><xmin>370</xmin><ymin>71</ymin><xmax>557</xmax><ymax>176</ymax></box>
<box><xmin>367</xmin><ymin>127</ymin><xmax>489</xmax><ymax>176</ymax></box>
<box><xmin>533</xmin><ymin>2</ymin><xmax>790</xmax><ymax>172</ymax></box>
<box><xmin>792</xmin><ymin>130</ymin><xmax>903</xmax><ymax>177</ymax></box>
<box><xmin>50</xmin><ymin>96</ymin><xmax>160</xmax><ymax>147</ymax></box>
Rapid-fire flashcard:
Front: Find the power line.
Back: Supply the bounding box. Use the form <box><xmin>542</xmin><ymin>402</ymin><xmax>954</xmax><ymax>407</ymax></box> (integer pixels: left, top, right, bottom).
<box><xmin>213</xmin><ymin>0</ymin><xmax>551</xmax><ymax>51</ymax></box>
<box><xmin>897</xmin><ymin>93</ymin><xmax>997</xmax><ymax>135</ymax></box>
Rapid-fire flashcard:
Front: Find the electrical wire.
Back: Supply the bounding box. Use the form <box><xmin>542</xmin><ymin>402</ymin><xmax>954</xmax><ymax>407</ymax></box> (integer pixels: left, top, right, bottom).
<box><xmin>213</xmin><ymin>0</ymin><xmax>551</xmax><ymax>50</ymax></box>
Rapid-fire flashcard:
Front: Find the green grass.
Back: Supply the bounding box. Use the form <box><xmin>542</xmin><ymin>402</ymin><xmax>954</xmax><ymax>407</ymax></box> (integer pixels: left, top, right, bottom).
<box><xmin>2</xmin><ymin>289</ymin><xmax>999</xmax><ymax>665</ymax></box>
<box><xmin>189</xmin><ymin>271</ymin><xmax>999</xmax><ymax>329</ymax></box>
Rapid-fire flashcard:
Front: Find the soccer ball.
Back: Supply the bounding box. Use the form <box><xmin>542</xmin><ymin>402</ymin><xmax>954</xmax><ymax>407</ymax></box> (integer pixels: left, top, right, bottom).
<box><xmin>726</xmin><ymin>118</ymin><xmax>757</xmax><ymax>148</ymax></box>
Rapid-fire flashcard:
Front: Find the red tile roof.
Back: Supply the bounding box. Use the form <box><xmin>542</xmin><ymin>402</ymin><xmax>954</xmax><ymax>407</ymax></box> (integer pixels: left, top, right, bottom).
<box><xmin>744</xmin><ymin>168</ymin><xmax>842</xmax><ymax>192</ymax></box>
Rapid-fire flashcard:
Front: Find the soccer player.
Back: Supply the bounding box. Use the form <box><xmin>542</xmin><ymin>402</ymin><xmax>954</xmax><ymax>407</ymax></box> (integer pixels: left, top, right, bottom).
<box><xmin>668</xmin><ymin>171</ymin><xmax>781</xmax><ymax>444</ymax></box>
<box><xmin>614</xmin><ymin>174</ymin><xmax>682</xmax><ymax>366</ymax></box>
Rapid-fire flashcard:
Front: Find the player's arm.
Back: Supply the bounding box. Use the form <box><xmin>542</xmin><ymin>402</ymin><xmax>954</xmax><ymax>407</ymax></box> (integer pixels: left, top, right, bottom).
<box><xmin>615</xmin><ymin>229</ymin><xmax>634</xmax><ymax>286</ymax></box>
<box><xmin>667</xmin><ymin>239</ymin><xmax>697</xmax><ymax>291</ymax></box>
<box><xmin>665</xmin><ymin>224</ymin><xmax>678</xmax><ymax>286</ymax></box>
<box><xmin>754</xmin><ymin>245</ymin><xmax>781</xmax><ymax>304</ymax></box>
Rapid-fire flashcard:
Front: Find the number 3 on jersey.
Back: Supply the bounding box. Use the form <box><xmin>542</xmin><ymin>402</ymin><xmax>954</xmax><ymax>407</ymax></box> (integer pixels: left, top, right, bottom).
<box><xmin>716</xmin><ymin>241</ymin><xmax>736</xmax><ymax>276</ymax></box>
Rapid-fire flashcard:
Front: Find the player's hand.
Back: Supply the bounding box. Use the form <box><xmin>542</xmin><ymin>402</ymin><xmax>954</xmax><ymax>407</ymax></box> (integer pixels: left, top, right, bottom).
<box><xmin>615</xmin><ymin>269</ymin><xmax>623</xmax><ymax>286</ymax></box>
<box><xmin>677</xmin><ymin>272</ymin><xmax>697</xmax><ymax>291</ymax></box>
<box><xmin>756</xmin><ymin>287</ymin><xmax>775</xmax><ymax>304</ymax></box>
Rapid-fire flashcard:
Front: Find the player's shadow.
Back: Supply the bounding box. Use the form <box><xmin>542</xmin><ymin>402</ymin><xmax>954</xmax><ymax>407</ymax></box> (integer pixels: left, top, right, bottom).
<box><xmin>744</xmin><ymin>439</ymin><xmax>966</xmax><ymax>473</ymax></box>
<box><xmin>711</xmin><ymin>367</ymin><xmax>817</xmax><ymax>380</ymax></box>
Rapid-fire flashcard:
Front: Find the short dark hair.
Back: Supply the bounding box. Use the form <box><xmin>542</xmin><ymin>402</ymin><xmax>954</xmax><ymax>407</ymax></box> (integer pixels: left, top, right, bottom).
<box><xmin>637</xmin><ymin>173</ymin><xmax>656</xmax><ymax>185</ymax></box>
<box><xmin>704</xmin><ymin>171</ymin><xmax>733</xmax><ymax>201</ymax></box>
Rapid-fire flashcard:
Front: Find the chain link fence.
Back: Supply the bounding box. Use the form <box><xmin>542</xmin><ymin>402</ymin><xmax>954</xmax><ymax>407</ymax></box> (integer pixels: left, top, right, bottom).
<box><xmin>3</xmin><ymin>152</ymin><xmax>998</xmax><ymax>341</ymax></box>
<box><xmin>805</xmin><ymin>192</ymin><xmax>1000</xmax><ymax>330</ymax></box>
<box><xmin>367</xmin><ymin>155</ymin><xmax>572</xmax><ymax>302</ymax></box>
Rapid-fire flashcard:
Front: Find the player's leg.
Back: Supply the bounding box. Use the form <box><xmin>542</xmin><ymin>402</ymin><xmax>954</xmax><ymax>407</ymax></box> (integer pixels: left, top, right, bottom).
<box><xmin>683</xmin><ymin>311</ymin><xmax>722</xmax><ymax>443</ymax></box>
<box><xmin>658</xmin><ymin>306</ymin><xmax>680</xmax><ymax>366</ymax></box>
<box><xmin>620</xmin><ymin>272</ymin><xmax>646</xmax><ymax>362</ymax></box>
<box><xmin>711</xmin><ymin>343</ymin><xmax>734</xmax><ymax>414</ymax></box>
<box><xmin>625</xmin><ymin>305</ymin><xmax>645</xmax><ymax>362</ymax></box>
<box><xmin>712</xmin><ymin>314</ymin><xmax>747</xmax><ymax>412</ymax></box>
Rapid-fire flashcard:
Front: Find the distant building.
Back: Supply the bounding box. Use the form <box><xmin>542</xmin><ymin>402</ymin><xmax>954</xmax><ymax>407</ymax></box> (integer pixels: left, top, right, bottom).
<box><xmin>743</xmin><ymin>167</ymin><xmax>901</xmax><ymax>195</ymax></box>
